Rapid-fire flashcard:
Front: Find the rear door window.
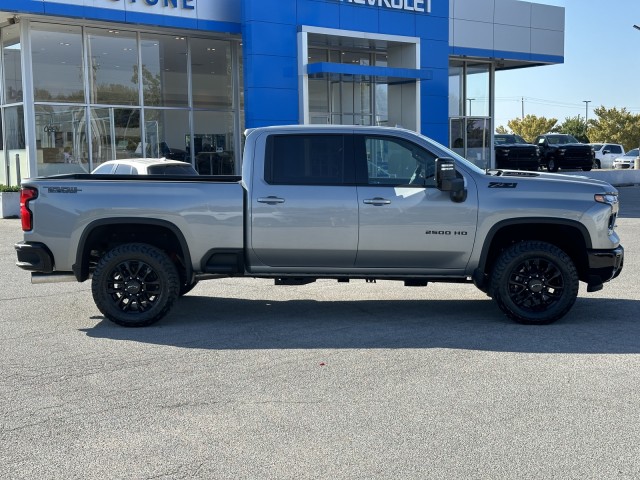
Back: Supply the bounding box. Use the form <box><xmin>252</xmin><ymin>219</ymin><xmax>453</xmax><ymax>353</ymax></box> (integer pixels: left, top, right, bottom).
<box><xmin>264</xmin><ymin>134</ymin><xmax>354</xmax><ymax>185</ymax></box>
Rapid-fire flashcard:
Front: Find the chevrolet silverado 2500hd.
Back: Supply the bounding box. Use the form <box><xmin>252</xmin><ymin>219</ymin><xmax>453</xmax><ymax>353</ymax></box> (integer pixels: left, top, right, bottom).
<box><xmin>15</xmin><ymin>125</ymin><xmax>624</xmax><ymax>327</ymax></box>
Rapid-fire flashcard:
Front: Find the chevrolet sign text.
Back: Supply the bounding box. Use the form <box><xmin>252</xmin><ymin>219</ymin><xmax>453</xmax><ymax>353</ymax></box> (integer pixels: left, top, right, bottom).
<box><xmin>340</xmin><ymin>0</ymin><xmax>431</xmax><ymax>13</ymax></box>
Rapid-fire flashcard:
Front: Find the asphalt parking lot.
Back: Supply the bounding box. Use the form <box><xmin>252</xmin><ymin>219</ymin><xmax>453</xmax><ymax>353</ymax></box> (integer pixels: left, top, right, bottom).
<box><xmin>1</xmin><ymin>189</ymin><xmax>640</xmax><ymax>479</ymax></box>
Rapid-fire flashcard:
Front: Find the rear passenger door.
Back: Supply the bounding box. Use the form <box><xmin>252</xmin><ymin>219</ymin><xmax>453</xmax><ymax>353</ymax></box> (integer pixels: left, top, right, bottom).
<box><xmin>249</xmin><ymin>134</ymin><xmax>359</xmax><ymax>268</ymax></box>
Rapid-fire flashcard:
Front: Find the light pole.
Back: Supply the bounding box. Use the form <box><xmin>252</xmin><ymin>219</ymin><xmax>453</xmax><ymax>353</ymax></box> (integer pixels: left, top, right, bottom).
<box><xmin>583</xmin><ymin>100</ymin><xmax>590</xmax><ymax>123</ymax></box>
<box><xmin>583</xmin><ymin>100</ymin><xmax>591</xmax><ymax>140</ymax></box>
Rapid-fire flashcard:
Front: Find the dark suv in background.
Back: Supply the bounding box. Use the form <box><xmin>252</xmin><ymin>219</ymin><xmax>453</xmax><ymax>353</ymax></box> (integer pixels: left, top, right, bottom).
<box><xmin>494</xmin><ymin>134</ymin><xmax>540</xmax><ymax>170</ymax></box>
<box><xmin>534</xmin><ymin>134</ymin><xmax>594</xmax><ymax>172</ymax></box>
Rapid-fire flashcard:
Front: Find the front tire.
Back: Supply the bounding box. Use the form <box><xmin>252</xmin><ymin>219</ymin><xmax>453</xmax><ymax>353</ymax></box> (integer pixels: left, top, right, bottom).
<box><xmin>489</xmin><ymin>241</ymin><xmax>579</xmax><ymax>325</ymax></box>
<box><xmin>547</xmin><ymin>158</ymin><xmax>559</xmax><ymax>172</ymax></box>
<box><xmin>92</xmin><ymin>243</ymin><xmax>179</xmax><ymax>327</ymax></box>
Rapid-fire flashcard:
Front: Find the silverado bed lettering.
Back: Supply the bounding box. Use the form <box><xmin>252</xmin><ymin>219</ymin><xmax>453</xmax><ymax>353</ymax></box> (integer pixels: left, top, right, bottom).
<box><xmin>46</xmin><ymin>186</ymin><xmax>82</xmax><ymax>193</ymax></box>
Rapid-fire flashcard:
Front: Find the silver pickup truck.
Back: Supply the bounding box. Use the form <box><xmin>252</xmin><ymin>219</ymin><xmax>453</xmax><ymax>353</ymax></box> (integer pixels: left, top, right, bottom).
<box><xmin>15</xmin><ymin>125</ymin><xmax>624</xmax><ymax>327</ymax></box>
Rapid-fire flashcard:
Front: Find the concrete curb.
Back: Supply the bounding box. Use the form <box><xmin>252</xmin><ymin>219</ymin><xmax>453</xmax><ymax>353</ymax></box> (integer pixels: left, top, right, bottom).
<box><xmin>559</xmin><ymin>169</ymin><xmax>640</xmax><ymax>188</ymax></box>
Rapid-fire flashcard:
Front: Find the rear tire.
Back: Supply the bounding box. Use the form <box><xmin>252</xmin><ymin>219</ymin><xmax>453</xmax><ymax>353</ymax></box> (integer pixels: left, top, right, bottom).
<box><xmin>92</xmin><ymin>243</ymin><xmax>179</xmax><ymax>327</ymax></box>
<box><xmin>489</xmin><ymin>241</ymin><xmax>579</xmax><ymax>325</ymax></box>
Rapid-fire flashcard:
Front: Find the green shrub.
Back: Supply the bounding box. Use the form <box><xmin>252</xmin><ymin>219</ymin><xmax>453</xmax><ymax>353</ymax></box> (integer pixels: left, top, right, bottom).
<box><xmin>0</xmin><ymin>185</ymin><xmax>21</xmax><ymax>192</ymax></box>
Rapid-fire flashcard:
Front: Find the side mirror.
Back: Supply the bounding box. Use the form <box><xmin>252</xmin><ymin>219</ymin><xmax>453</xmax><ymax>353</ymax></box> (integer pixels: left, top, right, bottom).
<box><xmin>436</xmin><ymin>158</ymin><xmax>466</xmax><ymax>203</ymax></box>
<box><xmin>602</xmin><ymin>150</ymin><xmax>610</xmax><ymax>155</ymax></box>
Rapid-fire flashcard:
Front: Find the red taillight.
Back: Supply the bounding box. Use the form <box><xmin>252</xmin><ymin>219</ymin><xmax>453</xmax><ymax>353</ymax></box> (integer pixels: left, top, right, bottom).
<box><xmin>20</xmin><ymin>187</ymin><xmax>38</xmax><ymax>231</ymax></box>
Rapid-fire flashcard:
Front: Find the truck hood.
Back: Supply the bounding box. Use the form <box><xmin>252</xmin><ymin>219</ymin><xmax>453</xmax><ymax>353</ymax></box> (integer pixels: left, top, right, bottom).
<box><xmin>485</xmin><ymin>169</ymin><xmax>616</xmax><ymax>191</ymax></box>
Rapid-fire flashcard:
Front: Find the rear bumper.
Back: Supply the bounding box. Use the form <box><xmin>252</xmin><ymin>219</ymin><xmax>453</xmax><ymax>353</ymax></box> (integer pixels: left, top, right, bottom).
<box><xmin>585</xmin><ymin>245</ymin><xmax>624</xmax><ymax>292</ymax></box>
<box><xmin>15</xmin><ymin>242</ymin><xmax>54</xmax><ymax>273</ymax></box>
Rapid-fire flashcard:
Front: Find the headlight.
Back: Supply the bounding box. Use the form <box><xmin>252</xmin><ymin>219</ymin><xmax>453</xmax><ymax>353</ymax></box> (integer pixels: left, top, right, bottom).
<box><xmin>558</xmin><ymin>148</ymin><xmax>566</xmax><ymax>155</ymax></box>
<box><xmin>595</xmin><ymin>193</ymin><xmax>618</xmax><ymax>205</ymax></box>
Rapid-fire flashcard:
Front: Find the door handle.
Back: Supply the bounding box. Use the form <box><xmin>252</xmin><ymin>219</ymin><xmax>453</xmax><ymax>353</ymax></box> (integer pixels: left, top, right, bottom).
<box><xmin>257</xmin><ymin>196</ymin><xmax>285</xmax><ymax>205</ymax></box>
<box><xmin>363</xmin><ymin>197</ymin><xmax>391</xmax><ymax>206</ymax></box>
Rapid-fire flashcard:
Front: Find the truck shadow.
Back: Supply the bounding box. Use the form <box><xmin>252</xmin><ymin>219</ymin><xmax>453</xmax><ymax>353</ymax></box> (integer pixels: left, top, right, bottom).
<box><xmin>81</xmin><ymin>296</ymin><xmax>640</xmax><ymax>354</ymax></box>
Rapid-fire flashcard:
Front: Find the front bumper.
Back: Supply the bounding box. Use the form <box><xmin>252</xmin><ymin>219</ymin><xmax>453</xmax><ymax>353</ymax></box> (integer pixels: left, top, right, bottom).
<box><xmin>15</xmin><ymin>242</ymin><xmax>54</xmax><ymax>273</ymax></box>
<box><xmin>585</xmin><ymin>245</ymin><xmax>624</xmax><ymax>292</ymax></box>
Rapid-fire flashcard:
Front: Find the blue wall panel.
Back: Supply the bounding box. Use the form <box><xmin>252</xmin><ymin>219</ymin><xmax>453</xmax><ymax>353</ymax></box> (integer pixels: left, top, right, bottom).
<box><xmin>416</xmin><ymin>14</ymin><xmax>448</xmax><ymax>41</ymax></box>
<box><xmin>297</xmin><ymin>1</ymin><xmax>340</xmax><ymax>29</ymax></box>
<box><xmin>243</xmin><ymin>21</ymin><xmax>298</xmax><ymax>57</ymax></box>
<box><xmin>245</xmin><ymin>87</ymin><xmax>299</xmax><ymax>125</ymax></box>
<box><xmin>241</xmin><ymin>0</ymin><xmax>297</xmax><ymax>24</ymax></box>
<box><xmin>245</xmin><ymin>54</ymin><xmax>298</xmax><ymax>90</ymax></box>
<box><xmin>242</xmin><ymin>0</ymin><xmax>451</xmax><ymax>131</ymax></box>
<box><xmin>338</xmin><ymin>4</ymin><xmax>380</xmax><ymax>32</ymax></box>
<box><xmin>377</xmin><ymin>10</ymin><xmax>416</xmax><ymax>37</ymax></box>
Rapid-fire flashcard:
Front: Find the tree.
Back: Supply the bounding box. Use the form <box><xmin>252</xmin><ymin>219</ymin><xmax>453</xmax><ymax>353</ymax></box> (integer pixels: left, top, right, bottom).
<box><xmin>506</xmin><ymin>115</ymin><xmax>558</xmax><ymax>143</ymax></box>
<box><xmin>557</xmin><ymin>115</ymin><xmax>589</xmax><ymax>142</ymax></box>
<box><xmin>588</xmin><ymin>106</ymin><xmax>640</xmax><ymax>152</ymax></box>
<box><xmin>495</xmin><ymin>125</ymin><xmax>510</xmax><ymax>134</ymax></box>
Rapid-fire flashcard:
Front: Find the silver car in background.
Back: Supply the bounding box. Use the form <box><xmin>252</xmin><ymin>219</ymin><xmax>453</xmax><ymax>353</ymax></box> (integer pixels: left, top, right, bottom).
<box><xmin>613</xmin><ymin>149</ymin><xmax>639</xmax><ymax>169</ymax></box>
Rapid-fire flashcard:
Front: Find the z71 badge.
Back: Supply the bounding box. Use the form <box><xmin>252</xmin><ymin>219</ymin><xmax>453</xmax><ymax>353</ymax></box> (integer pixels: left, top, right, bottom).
<box><xmin>488</xmin><ymin>182</ymin><xmax>518</xmax><ymax>188</ymax></box>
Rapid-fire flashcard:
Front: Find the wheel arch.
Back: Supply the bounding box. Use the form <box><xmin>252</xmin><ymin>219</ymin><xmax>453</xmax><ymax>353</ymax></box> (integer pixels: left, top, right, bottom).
<box><xmin>473</xmin><ymin>218</ymin><xmax>592</xmax><ymax>288</ymax></box>
<box><xmin>73</xmin><ymin>218</ymin><xmax>192</xmax><ymax>283</ymax></box>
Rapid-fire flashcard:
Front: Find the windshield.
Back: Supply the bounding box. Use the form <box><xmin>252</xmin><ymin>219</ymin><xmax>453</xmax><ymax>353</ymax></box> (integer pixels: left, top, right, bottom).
<box><xmin>545</xmin><ymin>134</ymin><xmax>579</xmax><ymax>145</ymax></box>
<box><xmin>590</xmin><ymin>144</ymin><xmax>603</xmax><ymax>151</ymax></box>
<box><xmin>495</xmin><ymin>134</ymin><xmax>528</xmax><ymax>145</ymax></box>
<box><xmin>625</xmin><ymin>149</ymin><xmax>639</xmax><ymax>157</ymax></box>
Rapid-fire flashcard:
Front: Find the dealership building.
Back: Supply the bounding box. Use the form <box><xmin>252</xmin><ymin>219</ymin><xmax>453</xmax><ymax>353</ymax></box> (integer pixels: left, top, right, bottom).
<box><xmin>0</xmin><ymin>0</ymin><xmax>564</xmax><ymax>184</ymax></box>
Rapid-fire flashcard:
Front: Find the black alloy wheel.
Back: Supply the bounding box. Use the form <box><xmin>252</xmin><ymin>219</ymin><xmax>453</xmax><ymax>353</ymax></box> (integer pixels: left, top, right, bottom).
<box><xmin>490</xmin><ymin>241</ymin><xmax>579</xmax><ymax>325</ymax></box>
<box><xmin>92</xmin><ymin>243</ymin><xmax>179</xmax><ymax>327</ymax></box>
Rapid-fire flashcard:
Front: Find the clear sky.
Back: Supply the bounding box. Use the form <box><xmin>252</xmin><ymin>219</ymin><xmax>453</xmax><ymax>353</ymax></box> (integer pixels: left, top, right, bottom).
<box><xmin>494</xmin><ymin>0</ymin><xmax>640</xmax><ymax>129</ymax></box>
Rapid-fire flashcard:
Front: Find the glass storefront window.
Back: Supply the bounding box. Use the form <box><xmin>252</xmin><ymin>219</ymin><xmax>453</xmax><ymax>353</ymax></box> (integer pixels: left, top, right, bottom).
<box><xmin>192</xmin><ymin>110</ymin><xmax>235</xmax><ymax>174</ymax></box>
<box><xmin>449</xmin><ymin>62</ymin><xmax>463</xmax><ymax>117</ymax></box>
<box><xmin>449</xmin><ymin>117</ymin><xmax>491</xmax><ymax>169</ymax></box>
<box><xmin>140</xmin><ymin>34</ymin><xmax>189</xmax><ymax>107</ymax></box>
<box><xmin>466</xmin><ymin>63</ymin><xmax>490</xmax><ymax>117</ymax></box>
<box><xmin>2</xmin><ymin>26</ymin><xmax>22</xmax><ymax>104</ymax></box>
<box><xmin>342</xmin><ymin>51</ymin><xmax>370</xmax><ymax>66</ymax></box>
<box><xmin>450</xmin><ymin>118</ymin><xmax>464</xmax><ymax>155</ymax></box>
<box><xmin>191</xmin><ymin>38</ymin><xmax>232</xmax><ymax>108</ymax></box>
<box><xmin>309</xmin><ymin>79</ymin><xmax>329</xmax><ymax>113</ymax></box>
<box><xmin>0</xmin><ymin>21</ymin><xmax>241</xmax><ymax>179</ymax></box>
<box><xmin>0</xmin><ymin>115</ymin><xmax>5</xmax><ymax>185</ymax></box>
<box><xmin>87</xmin><ymin>29</ymin><xmax>139</xmax><ymax>105</ymax></box>
<box><xmin>89</xmin><ymin>107</ymin><xmax>141</xmax><ymax>166</ymax></box>
<box><xmin>31</xmin><ymin>24</ymin><xmax>84</xmax><ymax>103</ymax></box>
<box><xmin>144</xmin><ymin>109</ymin><xmax>190</xmax><ymax>160</ymax></box>
<box><xmin>467</xmin><ymin>117</ymin><xmax>491</xmax><ymax>168</ymax></box>
<box><xmin>308</xmin><ymin>48</ymin><xmax>326</xmax><ymax>64</ymax></box>
<box><xmin>35</xmin><ymin>105</ymin><xmax>89</xmax><ymax>175</ymax></box>
<box><xmin>5</xmin><ymin>106</ymin><xmax>26</xmax><ymax>185</ymax></box>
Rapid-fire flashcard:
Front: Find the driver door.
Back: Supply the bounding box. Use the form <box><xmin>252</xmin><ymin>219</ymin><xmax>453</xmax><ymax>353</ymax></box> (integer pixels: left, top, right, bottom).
<box><xmin>355</xmin><ymin>134</ymin><xmax>477</xmax><ymax>270</ymax></box>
